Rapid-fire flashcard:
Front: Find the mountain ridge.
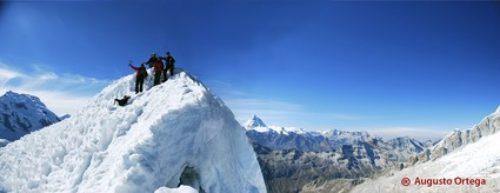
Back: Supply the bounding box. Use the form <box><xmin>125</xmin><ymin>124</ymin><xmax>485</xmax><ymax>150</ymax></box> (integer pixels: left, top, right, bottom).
<box><xmin>351</xmin><ymin>107</ymin><xmax>500</xmax><ymax>193</ymax></box>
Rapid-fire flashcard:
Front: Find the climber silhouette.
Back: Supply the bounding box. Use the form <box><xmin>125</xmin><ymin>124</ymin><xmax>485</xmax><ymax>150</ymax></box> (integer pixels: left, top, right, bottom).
<box><xmin>160</xmin><ymin>51</ymin><xmax>175</xmax><ymax>82</ymax></box>
<box><xmin>129</xmin><ymin>61</ymin><xmax>148</xmax><ymax>94</ymax></box>
<box><xmin>145</xmin><ymin>53</ymin><xmax>163</xmax><ymax>86</ymax></box>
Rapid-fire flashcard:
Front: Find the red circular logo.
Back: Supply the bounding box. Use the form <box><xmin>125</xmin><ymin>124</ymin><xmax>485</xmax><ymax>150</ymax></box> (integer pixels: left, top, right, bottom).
<box><xmin>401</xmin><ymin>177</ymin><xmax>411</xmax><ymax>186</ymax></box>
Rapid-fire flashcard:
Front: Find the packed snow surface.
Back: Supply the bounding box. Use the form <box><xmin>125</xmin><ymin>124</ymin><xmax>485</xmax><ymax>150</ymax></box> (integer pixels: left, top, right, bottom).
<box><xmin>351</xmin><ymin>107</ymin><xmax>500</xmax><ymax>193</ymax></box>
<box><xmin>0</xmin><ymin>70</ymin><xmax>266</xmax><ymax>193</ymax></box>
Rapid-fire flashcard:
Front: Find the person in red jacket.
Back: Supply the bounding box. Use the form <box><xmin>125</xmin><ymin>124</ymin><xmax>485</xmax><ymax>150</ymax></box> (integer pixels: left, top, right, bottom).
<box><xmin>129</xmin><ymin>61</ymin><xmax>148</xmax><ymax>93</ymax></box>
<box><xmin>145</xmin><ymin>53</ymin><xmax>163</xmax><ymax>86</ymax></box>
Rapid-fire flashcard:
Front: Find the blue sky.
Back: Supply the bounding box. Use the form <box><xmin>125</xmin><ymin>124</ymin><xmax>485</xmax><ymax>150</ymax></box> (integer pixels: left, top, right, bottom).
<box><xmin>0</xmin><ymin>1</ymin><xmax>499</xmax><ymax>140</ymax></box>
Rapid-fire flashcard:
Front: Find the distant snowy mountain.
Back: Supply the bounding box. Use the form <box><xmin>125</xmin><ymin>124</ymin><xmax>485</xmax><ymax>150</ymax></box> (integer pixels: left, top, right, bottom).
<box><xmin>387</xmin><ymin>137</ymin><xmax>425</xmax><ymax>162</ymax></box>
<box><xmin>352</xmin><ymin>107</ymin><xmax>500</xmax><ymax>193</ymax></box>
<box><xmin>245</xmin><ymin>115</ymin><xmax>268</xmax><ymax>128</ymax></box>
<box><xmin>0</xmin><ymin>91</ymin><xmax>60</xmax><ymax>142</ymax></box>
<box><xmin>0</xmin><ymin>71</ymin><xmax>266</xmax><ymax>193</ymax></box>
<box><xmin>245</xmin><ymin>115</ymin><xmax>427</xmax><ymax>193</ymax></box>
<box><xmin>245</xmin><ymin>116</ymin><xmax>330</xmax><ymax>152</ymax></box>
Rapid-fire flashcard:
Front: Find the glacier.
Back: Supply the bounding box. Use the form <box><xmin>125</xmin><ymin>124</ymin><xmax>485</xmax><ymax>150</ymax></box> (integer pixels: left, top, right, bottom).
<box><xmin>0</xmin><ymin>70</ymin><xmax>267</xmax><ymax>193</ymax></box>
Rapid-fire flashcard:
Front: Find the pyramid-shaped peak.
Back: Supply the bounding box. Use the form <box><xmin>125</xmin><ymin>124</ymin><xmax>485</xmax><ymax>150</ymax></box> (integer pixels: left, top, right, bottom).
<box><xmin>245</xmin><ymin>114</ymin><xmax>267</xmax><ymax>128</ymax></box>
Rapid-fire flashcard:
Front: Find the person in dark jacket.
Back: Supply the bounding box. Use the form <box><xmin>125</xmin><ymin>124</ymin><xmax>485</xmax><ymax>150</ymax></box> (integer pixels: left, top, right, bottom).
<box><xmin>114</xmin><ymin>95</ymin><xmax>131</xmax><ymax>106</ymax></box>
<box><xmin>129</xmin><ymin>61</ymin><xmax>148</xmax><ymax>93</ymax></box>
<box><xmin>160</xmin><ymin>51</ymin><xmax>175</xmax><ymax>82</ymax></box>
<box><xmin>145</xmin><ymin>53</ymin><xmax>163</xmax><ymax>86</ymax></box>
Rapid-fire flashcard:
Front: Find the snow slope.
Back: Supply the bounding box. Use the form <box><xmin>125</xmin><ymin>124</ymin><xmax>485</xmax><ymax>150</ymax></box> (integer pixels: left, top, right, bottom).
<box><xmin>0</xmin><ymin>70</ymin><xmax>266</xmax><ymax>193</ymax></box>
<box><xmin>0</xmin><ymin>91</ymin><xmax>60</xmax><ymax>142</ymax></box>
<box><xmin>351</xmin><ymin>107</ymin><xmax>500</xmax><ymax>193</ymax></box>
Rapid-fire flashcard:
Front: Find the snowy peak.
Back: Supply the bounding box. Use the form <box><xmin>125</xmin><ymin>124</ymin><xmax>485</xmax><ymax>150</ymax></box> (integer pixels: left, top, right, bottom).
<box><xmin>0</xmin><ymin>71</ymin><xmax>266</xmax><ymax>193</ymax></box>
<box><xmin>1</xmin><ymin>91</ymin><xmax>47</xmax><ymax>111</ymax></box>
<box><xmin>387</xmin><ymin>136</ymin><xmax>426</xmax><ymax>160</ymax></box>
<box><xmin>244</xmin><ymin>114</ymin><xmax>267</xmax><ymax>128</ymax></box>
<box><xmin>323</xmin><ymin>128</ymin><xmax>372</xmax><ymax>143</ymax></box>
<box><xmin>0</xmin><ymin>91</ymin><xmax>60</xmax><ymax>141</ymax></box>
<box><xmin>388</xmin><ymin>136</ymin><xmax>424</xmax><ymax>150</ymax></box>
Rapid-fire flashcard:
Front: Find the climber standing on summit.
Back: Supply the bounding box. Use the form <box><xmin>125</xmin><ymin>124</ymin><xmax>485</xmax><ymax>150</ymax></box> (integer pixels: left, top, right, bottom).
<box><xmin>160</xmin><ymin>51</ymin><xmax>175</xmax><ymax>82</ymax></box>
<box><xmin>146</xmin><ymin>53</ymin><xmax>163</xmax><ymax>86</ymax></box>
<box><xmin>129</xmin><ymin>61</ymin><xmax>148</xmax><ymax>94</ymax></box>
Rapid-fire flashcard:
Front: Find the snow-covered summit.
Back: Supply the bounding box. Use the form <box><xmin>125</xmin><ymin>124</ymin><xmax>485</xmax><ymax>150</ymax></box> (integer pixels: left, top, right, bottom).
<box><xmin>0</xmin><ymin>91</ymin><xmax>60</xmax><ymax>142</ymax></box>
<box><xmin>0</xmin><ymin>70</ymin><xmax>266</xmax><ymax>193</ymax></box>
<box><xmin>244</xmin><ymin>116</ymin><xmax>308</xmax><ymax>135</ymax></box>
<box><xmin>244</xmin><ymin>115</ymin><xmax>267</xmax><ymax>128</ymax></box>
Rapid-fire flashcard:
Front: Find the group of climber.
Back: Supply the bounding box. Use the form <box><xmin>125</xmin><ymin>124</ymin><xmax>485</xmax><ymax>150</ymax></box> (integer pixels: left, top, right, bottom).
<box><xmin>129</xmin><ymin>51</ymin><xmax>176</xmax><ymax>94</ymax></box>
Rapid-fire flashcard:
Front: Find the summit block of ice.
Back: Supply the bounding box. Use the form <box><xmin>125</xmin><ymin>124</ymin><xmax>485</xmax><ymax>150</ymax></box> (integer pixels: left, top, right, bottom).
<box><xmin>0</xmin><ymin>70</ymin><xmax>267</xmax><ymax>193</ymax></box>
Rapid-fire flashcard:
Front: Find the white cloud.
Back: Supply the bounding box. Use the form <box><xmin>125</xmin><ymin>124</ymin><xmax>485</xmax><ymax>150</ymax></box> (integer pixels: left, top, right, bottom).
<box><xmin>0</xmin><ymin>63</ymin><xmax>109</xmax><ymax>116</ymax></box>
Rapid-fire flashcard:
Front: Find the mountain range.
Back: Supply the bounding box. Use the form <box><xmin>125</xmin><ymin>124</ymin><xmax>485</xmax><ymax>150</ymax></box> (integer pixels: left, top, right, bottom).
<box><xmin>244</xmin><ymin>115</ymin><xmax>430</xmax><ymax>193</ymax></box>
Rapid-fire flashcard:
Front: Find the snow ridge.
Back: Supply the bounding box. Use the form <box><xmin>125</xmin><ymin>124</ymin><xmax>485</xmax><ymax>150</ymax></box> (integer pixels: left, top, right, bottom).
<box><xmin>351</xmin><ymin>107</ymin><xmax>500</xmax><ymax>193</ymax></box>
<box><xmin>426</xmin><ymin>108</ymin><xmax>500</xmax><ymax>161</ymax></box>
<box><xmin>0</xmin><ymin>70</ymin><xmax>266</xmax><ymax>193</ymax></box>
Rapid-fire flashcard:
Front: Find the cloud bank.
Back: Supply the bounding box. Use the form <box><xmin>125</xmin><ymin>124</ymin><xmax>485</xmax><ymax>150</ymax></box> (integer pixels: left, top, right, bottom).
<box><xmin>0</xmin><ymin>63</ymin><xmax>109</xmax><ymax>116</ymax></box>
